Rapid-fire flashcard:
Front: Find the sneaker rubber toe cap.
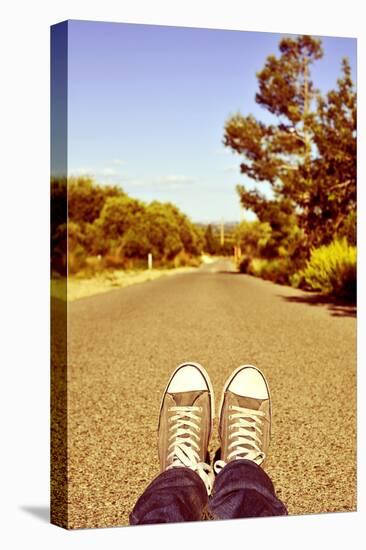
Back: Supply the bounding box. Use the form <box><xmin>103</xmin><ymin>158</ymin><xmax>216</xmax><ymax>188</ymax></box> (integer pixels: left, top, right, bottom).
<box><xmin>228</xmin><ymin>366</ymin><xmax>269</xmax><ymax>399</ymax></box>
<box><xmin>167</xmin><ymin>364</ymin><xmax>208</xmax><ymax>393</ymax></box>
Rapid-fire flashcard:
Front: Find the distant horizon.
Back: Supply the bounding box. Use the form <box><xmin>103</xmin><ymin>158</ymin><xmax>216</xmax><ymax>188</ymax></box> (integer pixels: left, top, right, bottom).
<box><xmin>53</xmin><ymin>20</ymin><xmax>357</xmax><ymax>223</ymax></box>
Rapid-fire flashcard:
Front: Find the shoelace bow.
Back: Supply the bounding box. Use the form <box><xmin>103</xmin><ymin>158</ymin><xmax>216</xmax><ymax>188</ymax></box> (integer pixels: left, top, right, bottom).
<box><xmin>167</xmin><ymin>405</ymin><xmax>214</xmax><ymax>495</ymax></box>
<box><xmin>214</xmin><ymin>405</ymin><xmax>266</xmax><ymax>474</ymax></box>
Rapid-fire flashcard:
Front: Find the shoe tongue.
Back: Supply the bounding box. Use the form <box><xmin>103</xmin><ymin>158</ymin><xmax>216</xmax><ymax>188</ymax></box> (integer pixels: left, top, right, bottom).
<box><xmin>170</xmin><ymin>390</ymin><xmax>204</xmax><ymax>407</ymax></box>
<box><xmin>232</xmin><ymin>392</ymin><xmax>265</xmax><ymax>411</ymax></box>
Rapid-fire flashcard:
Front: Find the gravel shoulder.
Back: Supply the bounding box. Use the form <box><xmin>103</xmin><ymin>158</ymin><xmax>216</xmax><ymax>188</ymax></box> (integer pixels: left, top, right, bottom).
<box><xmin>51</xmin><ymin>266</ymin><xmax>197</xmax><ymax>302</ymax></box>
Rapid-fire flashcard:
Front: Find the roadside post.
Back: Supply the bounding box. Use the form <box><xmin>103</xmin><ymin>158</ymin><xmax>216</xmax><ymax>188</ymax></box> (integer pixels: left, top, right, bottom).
<box><xmin>148</xmin><ymin>252</ymin><xmax>153</xmax><ymax>270</ymax></box>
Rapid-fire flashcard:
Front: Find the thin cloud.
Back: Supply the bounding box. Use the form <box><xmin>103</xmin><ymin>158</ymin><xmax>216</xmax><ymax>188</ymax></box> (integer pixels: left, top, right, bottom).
<box><xmin>70</xmin><ymin>167</ymin><xmax>94</xmax><ymax>176</ymax></box>
<box><xmin>121</xmin><ymin>174</ymin><xmax>199</xmax><ymax>191</ymax></box>
<box><xmin>101</xmin><ymin>167</ymin><xmax>118</xmax><ymax>177</ymax></box>
<box><xmin>124</xmin><ymin>178</ymin><xmax>148</xmax><ymax>187</ymax></box>
<box><xmin>153</xmin><ymin>175</ymin><xmax>197</xmax><ymax>187</ymax></box>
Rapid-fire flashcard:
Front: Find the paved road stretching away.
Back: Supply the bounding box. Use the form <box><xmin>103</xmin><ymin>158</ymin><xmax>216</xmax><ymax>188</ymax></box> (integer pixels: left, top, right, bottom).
<box><xmin>67</xmin><ymin>260</ymin><xmax>356</xmax><ymax>528</ymax></box>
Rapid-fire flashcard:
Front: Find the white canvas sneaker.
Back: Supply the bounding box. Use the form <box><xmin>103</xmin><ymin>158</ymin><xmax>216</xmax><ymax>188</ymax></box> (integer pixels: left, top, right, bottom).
<box><xmin>215</xmin><ymin>365</ymin><xmax>271</xmax><ymax>473</ymax></box>
<box><xmin>158</xmin><ymin>362</ymin><xmax>215</xmax><ymax>495</ymax></box>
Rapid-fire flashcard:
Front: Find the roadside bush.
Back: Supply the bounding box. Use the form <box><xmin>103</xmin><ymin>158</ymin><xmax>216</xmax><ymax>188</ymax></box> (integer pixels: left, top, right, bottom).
<box><xmin>300</xmin><ymin>238</ymin><xmax>356</xmax><ymax>299</ymax></box>
<box><xmin>170</xmin><ymin>250</ymin><xmax>201</xmax><ymax>268</ymax></box>
<box><xmin>289</xmin><ymin>270</ymin><xmax>311</xmax><ymax>290</ymax></box>
<box><xmin>75</xmin><ymin>256</ymin><xmax>104</xmax><ymax>278</ymax></box>
<box><xmin>103</xmin><ymin>254</ymin><xmax>127</xmax><ymax>270</ymax></box>
<box><xmin>238</xmin><ymin>255</ymin><xmax>252</xmax><ymax>273</ymax></box>
<box><xmin>68</xmin><ymin>245</ymin><xmax>88</xmax><ymax>274</ymax></box>
<box><xmin>248</xmin><ymin>258</ymin><xmax>292</xmax><ymax>285</ymax></box>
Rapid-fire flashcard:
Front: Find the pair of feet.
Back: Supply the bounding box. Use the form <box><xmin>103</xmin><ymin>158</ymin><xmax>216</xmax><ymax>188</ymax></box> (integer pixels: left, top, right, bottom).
<box><xmin>158</xmin><ymin>362</ymin><xmax>271</xmax><ymax>496</ymax></box>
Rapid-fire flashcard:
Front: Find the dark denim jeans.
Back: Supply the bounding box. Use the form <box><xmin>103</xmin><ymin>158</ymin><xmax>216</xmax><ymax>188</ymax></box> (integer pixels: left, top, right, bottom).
<box><xmin>129</xmin><ymin>459</ymin><xmax>287</xmax><ymax>524</ymax></box>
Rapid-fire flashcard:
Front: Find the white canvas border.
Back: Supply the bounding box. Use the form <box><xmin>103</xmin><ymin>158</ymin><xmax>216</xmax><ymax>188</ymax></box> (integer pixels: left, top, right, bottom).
<box><xmin>0</xmin><ymin>1</ymin><xmax>363</xmax><ymax>548</ymax></box>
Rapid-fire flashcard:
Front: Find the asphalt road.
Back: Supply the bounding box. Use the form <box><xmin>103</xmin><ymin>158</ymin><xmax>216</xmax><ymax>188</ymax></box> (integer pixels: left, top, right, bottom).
<box><xmin>67</xmin><ymin>259</ymin><xmax>356</xmax><ymax>528</ymax></box>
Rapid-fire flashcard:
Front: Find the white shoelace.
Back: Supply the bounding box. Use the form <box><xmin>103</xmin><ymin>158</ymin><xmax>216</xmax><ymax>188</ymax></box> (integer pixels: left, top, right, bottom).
<box><xmin>167</xmin><ymin>405</ymin><xmax>214</xmax><ymax>495</ymax></box>
<box><xmin>214</xmin><ymin>405</ymin><xmax>266</xmax><ymax>474</ymax></box>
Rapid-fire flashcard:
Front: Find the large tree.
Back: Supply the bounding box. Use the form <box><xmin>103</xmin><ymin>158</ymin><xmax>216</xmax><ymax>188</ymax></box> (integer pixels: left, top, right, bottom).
<box><xmin>309</xmin><ymin>58</ymin><xmax>356</xmax><ymax>244</ymax></box>
<box><xmin>224</xmin><ymin>35</ymin><xmax>356</xmax><ymax>255</ymax></box>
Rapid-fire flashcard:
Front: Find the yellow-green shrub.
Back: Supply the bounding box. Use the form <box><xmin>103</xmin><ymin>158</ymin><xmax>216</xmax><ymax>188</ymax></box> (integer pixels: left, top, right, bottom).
<box><xmin>301</xmin><ymin>238</ymin><xmax>356</xmax><ymax>299</ymax></box>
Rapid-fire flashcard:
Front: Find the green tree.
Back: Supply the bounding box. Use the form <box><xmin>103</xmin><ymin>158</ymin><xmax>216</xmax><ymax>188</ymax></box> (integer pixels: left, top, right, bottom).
<box><xmin>308</xmin><ymin>58</ymin><xmax>356</xmax><ymax>245</ymax></box>
<box><xmin>224</xmin><ymin>35</ymin><xmax>356</xmax><ymax>257</ymax></box>
<box><xmin>52</xmin><ymin>176</ymin><xmax>204</xmax><ymax>274</ymax></box>
<box><xmin>120</xmin><ymin>222</ymin><xmax>151</xmax><ymax>259</ymax></box>
<box><xmin>144</xmin><ymin>202</ymin><xmax>183</xmax><ymax>260</ymax></box>
<box><xmin>203</xmin><ymin>224</ymin><xmax>219</xmax><ymax>255</ymax></box>
<box><xmin>166</xmin><ymin>203</ymin><xmax>202</xmax><ymax>256</ymax></box>
<box><xmin>234</xmin><ymin>220</ymin><xmax>272</xmax><ymax>257</ymax></box>
<box><xmin>99</xmin><ymin>195</ymin><xmax>146</xmax><ymax>242</ymax></box>
<box><xmin>68</xmin><ymin>177</ymin><xmax>124</xmax><ymax>224</ymax></box>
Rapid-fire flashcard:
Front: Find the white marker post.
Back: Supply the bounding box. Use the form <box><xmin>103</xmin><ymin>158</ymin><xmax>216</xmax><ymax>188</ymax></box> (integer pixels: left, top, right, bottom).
<box><xmin>148</xmin><ymin>252</ymin><xmax>153</xmax><ymax>271</ymax></box>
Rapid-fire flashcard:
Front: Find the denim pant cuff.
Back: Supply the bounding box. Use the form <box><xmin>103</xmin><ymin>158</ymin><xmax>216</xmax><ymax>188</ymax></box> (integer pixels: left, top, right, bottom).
<box><xmin>130</xmin><ymin>467</ymin><xmax>208</xmax><ymax>524</ymax></box>
<box><xmin>209</xmin><ymin>459</ymin><xmax>288</xmax><ymax>519</ymax></box>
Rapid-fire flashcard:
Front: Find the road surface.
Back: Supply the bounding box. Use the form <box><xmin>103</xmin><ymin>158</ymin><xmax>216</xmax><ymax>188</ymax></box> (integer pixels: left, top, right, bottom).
<box><xmin>66</xmin><ymin>259</ymin><xmax>356</xmax><ymax>528</ymax></box>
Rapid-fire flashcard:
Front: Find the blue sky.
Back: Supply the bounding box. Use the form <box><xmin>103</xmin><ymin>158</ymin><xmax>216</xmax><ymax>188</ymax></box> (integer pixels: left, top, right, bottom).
<box><xmin>65</xmin><ymin>20</ymin><xmax>356</xmax><ymax>223</ymax></box>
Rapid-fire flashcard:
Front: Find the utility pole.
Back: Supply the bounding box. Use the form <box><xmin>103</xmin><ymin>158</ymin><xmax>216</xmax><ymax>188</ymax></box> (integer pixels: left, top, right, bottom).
<box><xmin>220</xmin><ymin>219</ymin><xmax>224</xmax><ymax>247</ymax></box>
